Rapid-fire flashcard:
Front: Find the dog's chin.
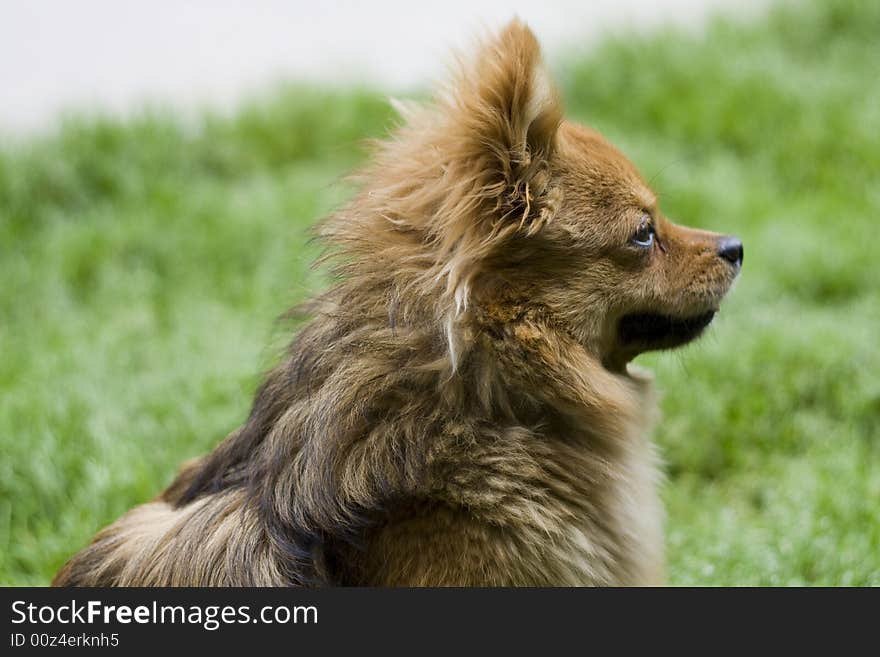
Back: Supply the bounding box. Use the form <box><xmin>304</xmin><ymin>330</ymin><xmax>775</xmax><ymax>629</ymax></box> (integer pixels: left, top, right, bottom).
<box><xmin>609</xmin><ymin>310</ymin><xmax>716</xmax><ymax>369</ymax></box>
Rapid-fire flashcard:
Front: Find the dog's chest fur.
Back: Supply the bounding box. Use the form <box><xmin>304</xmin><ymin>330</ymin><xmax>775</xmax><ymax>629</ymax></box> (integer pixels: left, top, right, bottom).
<box><xmin>353</xmin><ymin>395</ymin><xmax>664</xmax><ymax>586</ymax></box>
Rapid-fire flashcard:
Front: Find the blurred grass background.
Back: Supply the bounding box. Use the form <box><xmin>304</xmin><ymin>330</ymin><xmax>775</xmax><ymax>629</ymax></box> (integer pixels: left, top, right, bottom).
<box><xmin>1</xmin><ymin>0</ymin><xmax>878</xmax><ymax>585</ymax></box>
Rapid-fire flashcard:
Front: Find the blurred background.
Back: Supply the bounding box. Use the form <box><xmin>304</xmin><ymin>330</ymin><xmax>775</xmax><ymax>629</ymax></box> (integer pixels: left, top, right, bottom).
<box><xmin>1</xmin><ymin>0</ymin><xmax>878</xmax><ymax>585</ymax></box>
<box><xmin>2</xmin><ymin>0</ymin><xmax>762</xmax><ymax>132</ymax></box>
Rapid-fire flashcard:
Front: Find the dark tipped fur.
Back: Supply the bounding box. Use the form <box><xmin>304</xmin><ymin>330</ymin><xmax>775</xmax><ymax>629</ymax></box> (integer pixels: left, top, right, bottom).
<box><xmin>54</xmin><ymin>20</ymin><xmax>739</xmax><ymax>587</ymax></box>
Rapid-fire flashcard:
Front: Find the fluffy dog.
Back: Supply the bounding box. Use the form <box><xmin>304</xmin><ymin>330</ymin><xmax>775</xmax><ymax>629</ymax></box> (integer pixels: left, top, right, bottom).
<box><xmin>54</xmin><ymin>20</ymin><xmax>741</xmax><ymax>586</ymax></box>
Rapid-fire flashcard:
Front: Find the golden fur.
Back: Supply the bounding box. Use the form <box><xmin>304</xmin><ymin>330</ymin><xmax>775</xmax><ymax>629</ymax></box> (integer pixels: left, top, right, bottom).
<box><xmin>54</xmin><ymin>20</ymin><xmax>740</xmax><ymax>587</ymax></box>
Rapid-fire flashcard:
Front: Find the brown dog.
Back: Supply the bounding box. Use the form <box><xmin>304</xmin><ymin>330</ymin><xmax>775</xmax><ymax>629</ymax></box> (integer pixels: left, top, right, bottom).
<box><xmin>54</xmin><ymin>20</ymin><xmax>741</xmax><ymax>586</ymax></box>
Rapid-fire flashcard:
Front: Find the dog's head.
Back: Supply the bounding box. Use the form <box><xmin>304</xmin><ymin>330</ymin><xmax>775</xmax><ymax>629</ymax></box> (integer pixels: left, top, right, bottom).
<box><xmin>542</xmin><ymin>122</ymin><xmax>742</xmax><ymax>370</ymax></box>
<box><xmin>442</xmin><ymin>20</ymin><xmax>741</xmax><ymax>369</ymax></box>
<box><xmin>350</xmin><ymin>20</ymin><xmax>741</xmax><ymax>372</ymax></box>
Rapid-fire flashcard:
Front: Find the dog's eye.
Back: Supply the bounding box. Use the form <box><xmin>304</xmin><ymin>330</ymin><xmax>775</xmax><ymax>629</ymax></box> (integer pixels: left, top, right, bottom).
<box><xmin>632</xmin><ymin>222</ymin><xmax>655</xmax><ymax>248</ymax></box>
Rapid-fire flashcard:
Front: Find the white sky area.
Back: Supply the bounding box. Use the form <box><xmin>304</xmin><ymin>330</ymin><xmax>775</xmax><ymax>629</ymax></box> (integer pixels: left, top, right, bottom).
<box><xmin>1</xmin><ymin>0</ymin><xmax>768</xmax><ymax>134</ymax></box>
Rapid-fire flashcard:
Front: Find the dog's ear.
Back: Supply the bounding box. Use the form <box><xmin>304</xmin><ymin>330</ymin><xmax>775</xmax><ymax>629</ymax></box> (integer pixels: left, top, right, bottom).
<box><xmin>446</xmin><ymin>19</ymin><xmax>563</xmax><ymax>235</ymax></box>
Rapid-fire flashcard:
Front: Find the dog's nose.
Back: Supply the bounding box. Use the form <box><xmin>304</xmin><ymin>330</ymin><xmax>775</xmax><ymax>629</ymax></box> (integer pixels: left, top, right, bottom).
<box><xmin>717</xmin><ymin>236</ymin><xmax>743</xmax><ymax>267</ymax></box>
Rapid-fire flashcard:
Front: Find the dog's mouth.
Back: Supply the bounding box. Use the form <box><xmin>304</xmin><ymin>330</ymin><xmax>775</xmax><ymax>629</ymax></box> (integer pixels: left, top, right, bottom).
<box><xmin>617</xmin><ymin>310</ymin><xmax>716</xmax><ymax>352</ymax></box>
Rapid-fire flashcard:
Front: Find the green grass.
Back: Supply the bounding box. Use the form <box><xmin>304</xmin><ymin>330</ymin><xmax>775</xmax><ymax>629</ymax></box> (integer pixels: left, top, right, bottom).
<box><xmin>1</xmin><ymin>0</ymin><xmax>878</xmax><ymax>585</ymax></box>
